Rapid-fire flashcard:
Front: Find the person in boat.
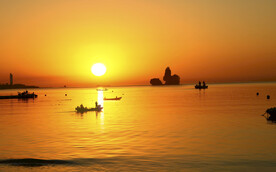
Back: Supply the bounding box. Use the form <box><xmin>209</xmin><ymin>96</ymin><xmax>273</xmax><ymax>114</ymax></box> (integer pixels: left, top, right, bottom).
<box><xmin>95</xmin><ymin>101</ymin><xmax>98</xmax><ymax>108</ymax></box>
<box><xmin>203</xmin><ymin>81</ymin><xmax>206</xmax><ymax>87</ymax></box>
<box><xmin>21</xmin><ymin>91</ymin><xmax>25</xmax><ymax>96</ymax></box>
<box><xmin>198</xmin><ymin>81</ymin><xmax>201</xmax><ymax>87</ymax></box>
<box><xmin>21</xmin><ymin>90</ymin><xmax>28</xmax><ymax>95</ymax></box>
<box><xmin>97</xmin><ymin>104</ymin><xmax>102</xmax><ymax>110</ymax></box>
<box><xmin>80</xmin><ymin>104</ymin><xmax>84</xmax><ymax>109</ymax></box>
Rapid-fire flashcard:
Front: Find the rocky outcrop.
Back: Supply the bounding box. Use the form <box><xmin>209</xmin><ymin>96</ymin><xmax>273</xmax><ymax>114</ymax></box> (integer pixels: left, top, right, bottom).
<box><xmin>163</xmin><ymin>67</ymin><xmax>180</xmax><ymax>85</ymax></box>
<box><xmin>150</xmin><ymin>78</ymin><xmax>163</xmax><ymax>85</ymax></box>
<box><xmin>163</xmin><ymin>67</ymin><xmax>171</xmax><ymax>82</ymax></box>
<box><xmin>150</xmin><ymin>67</ymin><xmax>180</xmax><ymax>86</ymax></box>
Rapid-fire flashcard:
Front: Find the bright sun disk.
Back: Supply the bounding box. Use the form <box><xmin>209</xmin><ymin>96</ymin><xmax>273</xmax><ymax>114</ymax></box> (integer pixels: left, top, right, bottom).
<box><xmin>91</xmin><ymin>63</ymin><xmax>106</xmax><ymax>76</ymax></box>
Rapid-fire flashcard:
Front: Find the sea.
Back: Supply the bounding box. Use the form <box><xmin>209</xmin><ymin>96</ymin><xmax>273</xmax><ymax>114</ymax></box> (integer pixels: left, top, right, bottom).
<box><xmin>0</xmin><ymin>83</ymin><xmax>276</xmax><ymax>171</ymax></box>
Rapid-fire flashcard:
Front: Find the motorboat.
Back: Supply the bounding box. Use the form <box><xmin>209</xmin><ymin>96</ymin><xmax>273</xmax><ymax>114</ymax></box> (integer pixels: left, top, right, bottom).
<box><xmin>263</xmin><ymin>107</ymin><xmax>276</xmax><ymax>121</ymax></box>
<box><xmin>96</xmin><ymin>88</ymin><xmax>108</xmax><ymax>91</ymax></box>
<box><xmin>104</xmin><ymin>96</ymin><xmax>122</xmax><ymax>101</ymax></box>
<box><xmin>195</xmin><ymin>85</ymin><xmax>208</xmax><ymax>89</ymax></box>
<box><xmin>0</xmin><ymin>91</ymin><xmax>38</xmax><ymax>99</ymax></box>
<box><xmin>75</xmin><ymin>104</ymin><xmax>103</xmax><ymax>113</ymax></box>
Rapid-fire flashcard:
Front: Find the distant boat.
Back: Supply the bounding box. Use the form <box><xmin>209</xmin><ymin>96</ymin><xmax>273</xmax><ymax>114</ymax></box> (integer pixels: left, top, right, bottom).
<box><xmin>96</xmin><ymin>88</ymin><xmax>108</xmax><ymax>91</ymax></box>
<box><xmin>263</xmin><ymin>107</ymin><xmax>276</xmax><ymax>121</ymax></box>
<box><xmin>104</xmin><ymin>96</ymin><xmax>122</xmax><ymax>101</ymax></box>
<box><xmin>195</xmin><ymin>85</ymin><xmax>208</xmax><ymax>89</ymax></box>
<box><xmin>75</xmin><ymin>105</ymin><xmax>103</xmax><ymax>113</ymax></box>
<box><xmin>0</xmin><ymin>91</ymin><xmax>38</xmax><ymax>99</ymax></box>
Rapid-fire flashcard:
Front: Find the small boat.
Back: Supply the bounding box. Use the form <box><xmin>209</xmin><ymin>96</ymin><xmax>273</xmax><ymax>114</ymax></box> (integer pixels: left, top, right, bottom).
<box><xmin>96</xmin><ymin>88</ymin><xmax>108</xmax><ymax>91</ymax></box>
<box><xmin>75</xmin><ymin>104</ymin><xmax>103</xmax><ymax>113</ymax></box>
<box><xmin>195</xmin><ymin>85</ymin><xmax>208</xmax><ymax>89</ymax></box>
<box><xmin>0</xmin><ymin>91</ymin><xmax>38</xmax><ymax>99</ymax></box>
<box><xmin>104</xmin><ymin>96</ymin><xmax>122</xmax><ymax>101</ymax></box>
<box><xmin>263</xmin><ymin>107</ymin><xmax>276</xmax><ymax>121</ymax></box>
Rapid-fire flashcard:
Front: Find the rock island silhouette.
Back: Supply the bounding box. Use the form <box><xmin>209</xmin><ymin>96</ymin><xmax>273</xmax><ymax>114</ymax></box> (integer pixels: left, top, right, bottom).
<box><xmin>150</xmin><ymin>67</ymin><xmax>180</xmax><ymax>85</ymax></box>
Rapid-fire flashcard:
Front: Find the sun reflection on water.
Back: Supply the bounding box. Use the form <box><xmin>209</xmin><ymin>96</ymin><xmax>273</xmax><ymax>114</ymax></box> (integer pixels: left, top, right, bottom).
<box><xmin>97</xmin><ymin>90</ymin><xmax>104</xmax><ymax>109</ymax></box>
<box><xmin>97</xmin><ymin>90</ymin><xmax>105</xmax><ymax>126</ymax></box>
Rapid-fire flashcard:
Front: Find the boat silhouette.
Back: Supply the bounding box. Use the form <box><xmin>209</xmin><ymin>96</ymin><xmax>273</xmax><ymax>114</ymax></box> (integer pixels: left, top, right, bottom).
<box><xmin>104</xmin><ymin>96</ymin><xmax>122</xmax><ymax>100</ymax></box>
<box><xmin>263</xmin><ymin>107</ymin><xmax>276</xmax><ymax>121</ymax></box>
<box><xmin>195</xmin><ymin>85</ymin><xmax>208</xmax><ymax>89</ymax></box>
<box><xmin>0</xmin><ymin>91</ymin><xmax>38</xmax><ymax>99</ymax></box>
<box><xmin>75</xmin><ymin>104</ymin><xmax>103</xmax><ymax>113</ymax></box>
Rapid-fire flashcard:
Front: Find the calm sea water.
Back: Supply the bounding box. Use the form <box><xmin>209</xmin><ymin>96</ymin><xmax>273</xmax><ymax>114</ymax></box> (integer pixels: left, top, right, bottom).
<box><xmin>0</xmin><ymin>83</ymin><xmax>276</xmax><ymax>171</ymax></box>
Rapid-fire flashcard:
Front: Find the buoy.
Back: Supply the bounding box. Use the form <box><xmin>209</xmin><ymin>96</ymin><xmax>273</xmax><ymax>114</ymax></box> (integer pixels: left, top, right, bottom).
<box><xmin>45</xmin><ymin>94</ymin><xmax>47</xmax><ymax>96</ymax></box>
<box><xmin>65</xmin><ymin>94</ymin><xmax>67</xmax><ymax>96</ymax></box>
<box><xmin>267</xmin><ymin>95</ymin><xmax>270</xmax><ymax>99</ymax></box>
<box><xmin>256</xmin><ymin>92</ymin><xmax>259</xmax><ymax>96</ymax></box>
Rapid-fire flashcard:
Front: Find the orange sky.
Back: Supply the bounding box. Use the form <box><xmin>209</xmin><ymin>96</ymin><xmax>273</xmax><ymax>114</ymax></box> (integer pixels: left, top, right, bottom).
<box><xmin>0</xmin><ymin>0</ymin><xmax>276</xmax><ymax>87</ymax></box>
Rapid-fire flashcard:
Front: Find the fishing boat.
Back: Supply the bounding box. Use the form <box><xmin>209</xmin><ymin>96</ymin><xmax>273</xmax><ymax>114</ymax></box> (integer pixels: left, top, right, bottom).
<box><xmin>75</xmin><ymin>104</ymin><xmax>103</xmax><ymax>113</ymax></box>
<box><xmin>104</xmin><ymin>96</ymin><xmax>122</xmax><ymax>101</ymax></box>
<box><xmin>263</xmin><ymin>107</ymin><xmax>276</xmax><ymax>121</ymax></box>
<box><xmin>96</xmin><ymin>88</ymin><xmax>108</xmax><ymax>91</ymax></box>
<box><xmin>195</xmin><ymin>85</ymin><xmax>208</xmax><ymax>89</ymax></box>
<box><xmin>0</xmin><ymin>91</ymin><xmax>38</xmax><ymax>99</ymax></box>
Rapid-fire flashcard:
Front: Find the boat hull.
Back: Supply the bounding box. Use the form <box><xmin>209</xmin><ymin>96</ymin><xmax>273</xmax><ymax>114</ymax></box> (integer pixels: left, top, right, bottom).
<box><xmin>104</xmin><ymin>97</ymin><xmax>122</xmax><ymax>100</ymax></box>
<box><xmin>265</xmin><ymin>107</ymin><xmax>276</xmax><ymax>121</ymax></box>
<box><xmin>75</xmin><ymin>107</ymin><xmax>103</xmax><ymax>113</ymax></box>
<box><xmin>0</xmin><ymin>94</ymin><xmax>38</xmax><ymax>99</ymax></box>
<box><xmin>195</xmin><ymin>85</ymin><xmax>208</xmax><ymax>89</ymax></box>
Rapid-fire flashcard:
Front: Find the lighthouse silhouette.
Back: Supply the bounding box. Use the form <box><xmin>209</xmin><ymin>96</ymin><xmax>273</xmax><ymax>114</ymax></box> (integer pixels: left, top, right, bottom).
<box><xmin>10</xmin><ymin>73</ymin><xmax>13</xmax><ymax>86</ymax></box>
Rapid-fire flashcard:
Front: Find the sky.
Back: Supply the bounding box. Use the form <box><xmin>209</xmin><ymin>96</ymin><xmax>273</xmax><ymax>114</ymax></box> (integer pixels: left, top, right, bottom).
<box><xmin>0</xmin><ymin>0</ymin><xmax>276</xmax><ymax>87</ymax></box>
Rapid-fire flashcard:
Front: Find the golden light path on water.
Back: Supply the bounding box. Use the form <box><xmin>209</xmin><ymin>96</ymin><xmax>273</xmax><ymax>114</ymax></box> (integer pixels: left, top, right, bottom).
<box><xmin>97</xmin><ymin>90</ymin><xmax>104</xmax><ymax>108</ymax></box>
<box><xmin>97</xmin><ymin>90</ymin><xmax>104</xmax><ymax>125</ymax></box>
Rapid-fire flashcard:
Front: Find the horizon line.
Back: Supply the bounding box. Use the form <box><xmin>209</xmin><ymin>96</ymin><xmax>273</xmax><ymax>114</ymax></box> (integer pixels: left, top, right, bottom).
<box><xmin>35</xmin><ymin>81</ymin><xmax>276</xmax><ymax>89</ymax></box>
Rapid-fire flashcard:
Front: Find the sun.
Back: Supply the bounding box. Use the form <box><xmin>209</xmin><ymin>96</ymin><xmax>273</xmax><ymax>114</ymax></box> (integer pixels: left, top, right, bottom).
<box><xmin>91</xmin><ymin>63</ymin><xmax>106</xmax><ymax>76</ymax></box>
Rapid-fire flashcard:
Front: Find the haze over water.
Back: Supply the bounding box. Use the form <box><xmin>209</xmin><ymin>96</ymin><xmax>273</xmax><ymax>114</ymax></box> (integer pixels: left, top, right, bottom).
<box><xmin>0</xmin><ymin>83</ymin><xmax>276</xmax><ymax>171</ymax></box>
